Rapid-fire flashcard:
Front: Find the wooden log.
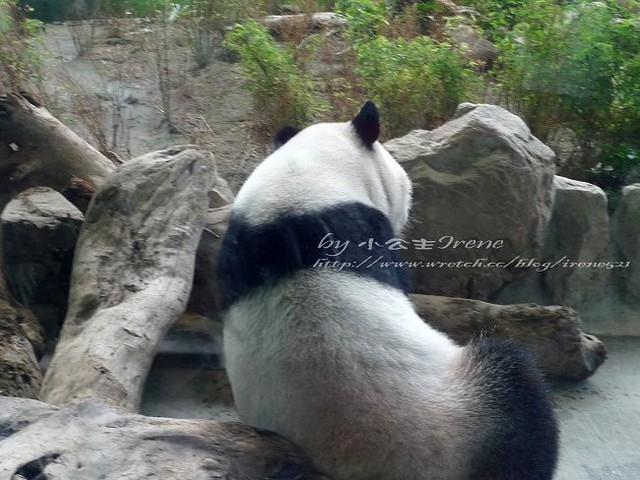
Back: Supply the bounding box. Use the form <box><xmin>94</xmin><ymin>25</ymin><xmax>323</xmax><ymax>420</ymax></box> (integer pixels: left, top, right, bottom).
<box><xmin>0</xmin><ymin>397</ymin><xmax>329</xmax><ymax>480</ymax></box>
<box><xmin>0</xmin><ymin>93</ymin><xmax>115</xmax><ymax>211</ymax></box>
<box><xmin>411</xmin><ymin>294</ymin><xmax>607</xmax><ymax>380</ymax></box>
<box><xmin>39</xmin><ymin>146</ymin><xmax>215</xmax><ymax>410</ymax></box>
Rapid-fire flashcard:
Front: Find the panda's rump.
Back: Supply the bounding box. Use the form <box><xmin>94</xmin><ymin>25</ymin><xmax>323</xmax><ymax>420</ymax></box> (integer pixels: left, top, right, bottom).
<box><xmin>224</xmin><ymin>270</ymin><xmax>473</xmax><ymax>478</ymax></box>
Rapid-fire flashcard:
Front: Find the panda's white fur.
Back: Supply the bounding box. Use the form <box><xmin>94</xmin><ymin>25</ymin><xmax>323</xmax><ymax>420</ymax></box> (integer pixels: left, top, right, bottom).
<box><xmin>217</xmin><ymin>102</ymin><xmax>558</xmax><ymax>480</ymax></box>
<box><xmin>233</xmin><ymin>119</ymin><xmax>411</xmax><ymax>233</ymax></box>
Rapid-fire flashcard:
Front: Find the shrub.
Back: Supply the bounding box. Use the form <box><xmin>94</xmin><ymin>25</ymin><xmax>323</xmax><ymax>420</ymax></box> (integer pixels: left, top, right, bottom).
<box><xmin>354</xmin><ymin>34</ymin><xmax>476</xmax><ymax>138</ymax></box>
<box><xmin>589</xmin><ymin>144</ymin><xmax>640</xmax><ymax>192</ymax></box>
<box><xmin>0</xmin><ymin>0</ymin><xmax>44</xmax><ymax>91</ymax></box>
<box><xmin>224</xmin><ymin>20</ymin><xmax>329</xmax><ymax>132</ymax></box>
<box><xmin>335</xmin><ymin>0</ymin><xmax>389</xmax><ymax>42</ymax></box>
<box><xmin>498</xmin><ymin>0</ymin><xmax>640</xmax><ymax>152</ymax></box>
<box><xmin>335</xmin><ymin>0</ymin><xmax>476</xmax><ymax>137</ymax></box>
<box><xmin>181</xmin><ymin>0</ymin><xmax>257</xmax><ymax>69</ymax></box>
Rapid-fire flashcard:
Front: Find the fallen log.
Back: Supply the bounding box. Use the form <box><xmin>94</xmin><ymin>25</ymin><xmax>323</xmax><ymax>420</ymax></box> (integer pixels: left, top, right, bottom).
<box><xmin>0</xmin><ymin>92</ymin><xmax>115</xmax><ymax>211</ymax></box>
<box><xmin>411</xmin><ymin>294</ymin><xmax>606</xmax><ymax>380</ymax></box>
<box><xmin>0</xmin><ymin>92</ymin><xmax>117</xmax><ymax>394</ymax></box>
<box><xmin>0</xmin><ymin>397</ymin><xmax>328</xmax><ymax>480</ymax></box>
<box><xmin>40</xmin><ymin>146</ymin><xmax>215</xmax><ymax>410</ymax></box>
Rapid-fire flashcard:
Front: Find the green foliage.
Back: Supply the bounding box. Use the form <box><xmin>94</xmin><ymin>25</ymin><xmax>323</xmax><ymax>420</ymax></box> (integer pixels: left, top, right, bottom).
<box><xmin>335</xmin><ymin>0</ymin><xmax>475</xmax><ymax>137</ymax></box>
<box><xmin>459</xmin><ymin>0</ymin><xmax>522</xmax><ymax>40</ymax></box>
<box><xmin>498</xmin><ymin>1</ymin><xmax>640</xmax><ymax>153</ymax></box>
<box><xmin>0</xmin><ymin>0</ymin><xmax>44</xmax><ymax>90</ymax></box>
<box><xmin>335</xmin><ymin>0</ymin><xmax>389</xmax><ymax>42</ymax></box>
<box><xmin>589</xmin><ymin>144</ymin><xmax>640</xmax><ymax>191</ymax></box>
<box><xmin>224</xmin><ymin>20</ymin><xmax>329</xmax><ymax>130</ymax></box>
<box><xmin>354</xmin><ymin>34</ymin><xmax>476</xmax><ymax>137</ymax></box>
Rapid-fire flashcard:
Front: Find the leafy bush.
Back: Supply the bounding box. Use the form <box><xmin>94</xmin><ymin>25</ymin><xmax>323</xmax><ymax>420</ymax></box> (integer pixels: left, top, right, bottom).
<box><xmin>498</xmin><ymin>0</ymin><xmax>640</xmax><ymax>152</ymax></box>
<box><xmin>459</xmin><ymin>0</ymin><xmax>522</xmax><ymax>40</ymax></box>
<box><xmin>0</xmin><ymin>0</ymin><xmax>44</xmax><ymax>91</ymax></box>
<box><xmin>355</xmin><ymin>34</ymin><xmax>476</xmax><ymax>137</ymax></box>
<box><xmin>335</xmin><ymin>0</ymin><xmax>476</xmax><ymax>137</ymax></box>
<box><xmin>335</xmin><ymin>0</ymin><xmax>389</xmax><ymax>42</ymax></box>
<box><xmin>589</xmin><ymin>144</ymin><xmax>640</xmax><ymax>192</ymax></box>
<box><xmin>224</xmin><ymin>20</ymin><xmax>329</xmax><ymax>132</ymax></box>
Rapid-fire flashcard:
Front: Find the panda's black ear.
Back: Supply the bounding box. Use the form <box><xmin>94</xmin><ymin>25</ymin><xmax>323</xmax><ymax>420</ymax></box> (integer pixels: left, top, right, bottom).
<box><xmin>352</xmin><ymin>101</ymin><xmax>380</xmax><ymax>148</ymax></box>
<box><xmin>273</xmin><ymin>126</ymin><xmax>301</xmax><ymax>149</ymax></box>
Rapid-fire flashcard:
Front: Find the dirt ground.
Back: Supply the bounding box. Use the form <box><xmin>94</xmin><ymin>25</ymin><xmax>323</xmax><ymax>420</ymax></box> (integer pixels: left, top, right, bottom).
<box><xmin>40</xmin><ymin>20</ymin><xmax>265</xmax><ymax>192</ymax></box>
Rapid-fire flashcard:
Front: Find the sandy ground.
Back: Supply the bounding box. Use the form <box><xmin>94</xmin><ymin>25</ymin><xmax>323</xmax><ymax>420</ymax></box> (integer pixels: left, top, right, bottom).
<box><xmin>39</xmin><ymin>21</ymin><xmax>263</xmax><ymax>192</ymax></box>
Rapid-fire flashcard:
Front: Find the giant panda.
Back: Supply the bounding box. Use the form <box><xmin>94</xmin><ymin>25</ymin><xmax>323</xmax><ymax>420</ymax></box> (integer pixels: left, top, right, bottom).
<box><xmin>216</xmin><ymin>102</ymin><xmax>559</xmax><ymax>480</ymax></box>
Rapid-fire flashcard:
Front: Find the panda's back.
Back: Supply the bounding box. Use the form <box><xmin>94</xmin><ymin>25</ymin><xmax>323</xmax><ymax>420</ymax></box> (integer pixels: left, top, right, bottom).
<box><xmin>216</xmin><ymin>102</ymin><xmax>558</xmax><ymax>480</ymax></box>
<box><xmin>223</xmin><ymin>268</ymin><xmax>476</xmax><ymax>480</ymax></box>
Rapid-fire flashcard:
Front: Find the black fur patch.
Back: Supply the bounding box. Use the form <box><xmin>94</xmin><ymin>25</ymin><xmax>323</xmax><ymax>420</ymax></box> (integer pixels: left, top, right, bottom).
<box><xmin>352</xmin><ymin>101</ymin><xmax>380</xmax><ymax>148</ymax></box>
<box><xmin>216</xmin><ymin>202</ymin><xmax>410</xmax><ymax>310</ymax></box>
<box><xmin>273</xmin><ymin>126</ymin><xmax>301</xmax><ymax>149</ymax></box>
<box><xmin>465</xmin><ymin>337</ymin><xmax>559</xmax><ymax>480</ymax></box>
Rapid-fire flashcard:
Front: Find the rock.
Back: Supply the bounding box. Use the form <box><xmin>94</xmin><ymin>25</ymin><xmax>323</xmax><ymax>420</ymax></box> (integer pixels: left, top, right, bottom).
<box><xmin>612</xmin><ymin>184</ymin><xmax>640</xmax><ymax>302</ymax></box>
<box><xmin>0</xmin><ymin>305</ymin><xmax>42</xmax><ymax>398</ymax></box>
<box><xmin>0</xmin><ymin>398</ymin><xmax>329</xmax><ymax>480</ymax></box>
<box><xmin>411</xmin><ymin>294</ymin><xmax>606</xmax><ymax>381</ymax></box>
<box><xmin>385</xmin><ymin>103</ymin><xmax>555</xmax><ymax>301</ymax></box>
<box><xmin>542</xmin><ymin>176</ymin><xmax>613</xmax><ymax>308</ymax></box>
<box><xmin>445</xmin><ymin>22</ymin><xmax>498</xmax><ymax>68</ymax></box>
<box><xmin>2</xmin><ymin>187</ymin><xmax>84</xmax><ymax>340</ymax></box>
<box><xmin>261</xmin><ymin>12</ymin><xmax>348</xmax><ymax>37</ymax></box>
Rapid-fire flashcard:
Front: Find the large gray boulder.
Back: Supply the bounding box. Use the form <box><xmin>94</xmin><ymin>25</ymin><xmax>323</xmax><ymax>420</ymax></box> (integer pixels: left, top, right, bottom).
<box><xmin>543</xmin><ymin>176</ymin><xmax>613</xmax><ymax>308</ymax></box>
<box><xmin>385</xmin><ymin>103</ymin><xmax>555</xmax><ymax>300</ymax></box>
<box><xmin>496</xmin><ymin>176</ymin><xmax>617</xmax><ymax>334</ymax></box>
<box><xmin>2</xmin><ymin>187</ymin><xmax>84</xmax><ymax>339</ymax></box>
<box><xmin>613</xmin><ymin>184</ymin><xmax>640</xmax><ymax>302</ymax></box>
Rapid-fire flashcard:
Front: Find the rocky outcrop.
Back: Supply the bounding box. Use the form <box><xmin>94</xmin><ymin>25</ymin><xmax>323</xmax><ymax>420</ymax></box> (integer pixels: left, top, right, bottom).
<box><xmin>385</xmin><ymin>103</ymin><xmax>556</xmax><ymax>301</ymax></box>
<box><xmin>2</xmin><ymin>187</ymin><xmax>84</xmax><ymax>340</ymax></box>
<box><xmin>613</xmin><ymin>184</ymin><xmax>640</xmax><ymax>302</ymax></box>
<box><xmin>542</xmin><ymin>177</ymin><xmax>613</xmax><ymax>308</ymax></box>
<box><xmin>498</xmin><ymin>176</ymin><xmax>614</xmax><ymax>310</ymax></box>
<box><xmin>262</xmin><ymin>12</ymin><xmax>348</xmax><ymax>37</ymax></box>
<box><xmin>0</xmin><ymin>306</ymin><xmax>42</xmax><ymax>398</ymax></box>
<box><xmin>445</xmin><ymin>23</ymin><xmax>498</xmax><ymax>69</ymax></box>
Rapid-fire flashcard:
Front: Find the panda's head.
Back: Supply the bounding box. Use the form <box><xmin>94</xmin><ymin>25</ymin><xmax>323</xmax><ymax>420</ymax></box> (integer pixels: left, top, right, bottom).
<box><xmin>233</xmin><ymin>102</ymin><xmax>412</xmax><ymax>235</ymax></box>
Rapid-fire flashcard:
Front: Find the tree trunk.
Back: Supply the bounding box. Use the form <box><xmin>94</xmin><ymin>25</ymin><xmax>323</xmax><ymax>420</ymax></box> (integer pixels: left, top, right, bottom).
<box><xmin>0</xmin><ymin>93</ymin><xmax>115</xmax><ymax>211</ymax></box>
<box><xmin>0</xmin><ymin>397</ymin><xmax>329</xmax><ymax>480</ymax></box>
<box><xmin>40</xmin><ymin>146</ymin><xmax>214</xmax><ymax>410</ymax></box>
<box><xmin>0</xmin><ymin>93</ymin><xmax>117</xmax><ymax>398</ymax></box>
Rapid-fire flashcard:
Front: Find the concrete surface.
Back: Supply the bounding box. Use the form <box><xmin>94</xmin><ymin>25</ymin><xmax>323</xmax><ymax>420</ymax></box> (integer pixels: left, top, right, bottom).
<box><xmin>142</xmin><ymin>336</ymin><xmax>640</xmax><ymax>479</ymax></box>
<box><xmin>553</xmin><ymin>337</ymin><xmax>640</xmax><ymax>480</ymax></box>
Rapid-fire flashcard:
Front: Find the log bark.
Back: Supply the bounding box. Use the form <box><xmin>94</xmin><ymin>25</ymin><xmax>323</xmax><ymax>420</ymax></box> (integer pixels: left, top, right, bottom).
<box><xmin>39</xmin><ymin>146</ymin><xmax>215</xmax><ymax>410</ymax></box>
<box><xmin>0</xmin><ymin>397</ymin><xmax>328</xmax><ymax>480</ymax></box>
<box><xmin>411</xmin><ymin>294</ymin><xmax>607</xmax><ymax>380</ymax></box>
<box><xmin>0</xmin><ymin>93</ymin><xmax>115</xmax><ymax>211</ymax></box>
<box><xmin>0</xmin><ymin>92</ymin><xmax>117</xmax><ymax>396</ymax></box>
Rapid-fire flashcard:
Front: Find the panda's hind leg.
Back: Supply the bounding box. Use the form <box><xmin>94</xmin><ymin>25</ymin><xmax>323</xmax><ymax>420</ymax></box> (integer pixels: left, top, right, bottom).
<box><xmin>462</xmin><ymin>337</ymin><xmax>559</xmax><ymax>480</ymax></box>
